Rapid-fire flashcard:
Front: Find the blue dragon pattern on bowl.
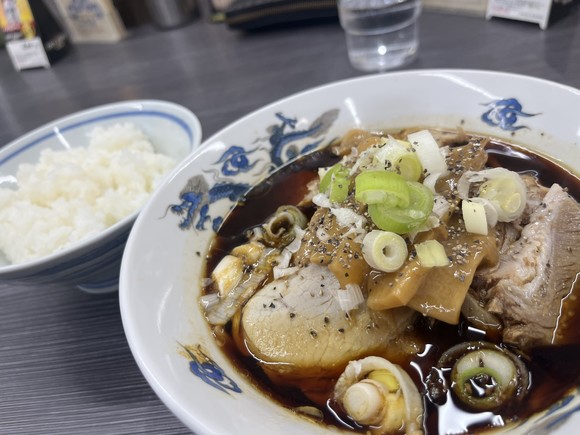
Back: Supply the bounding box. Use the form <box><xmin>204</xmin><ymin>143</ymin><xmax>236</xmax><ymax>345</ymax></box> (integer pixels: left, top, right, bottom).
<box><xmin>169</xmin><ymin>110</ymin><xmax>339</xmax><ymax>233</ymax></box>
<box><xmin>481</xmin><ymin>98</ymin><xmax>538</xmax><ymax>131</ymax></box>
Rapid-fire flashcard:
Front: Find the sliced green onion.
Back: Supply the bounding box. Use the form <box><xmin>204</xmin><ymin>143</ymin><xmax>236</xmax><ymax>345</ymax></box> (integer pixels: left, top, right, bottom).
<box><xmin>406</xmin><ymin>181</ymin><xmax>434</xmax><ymax>215</ymax></box>
<box><xmin>394</xmin><ymin>153</ymin><xmax>423</xmax><ymax>182</ymax></box>
<box><xmin>469</xmin><ymin>197</ymin><xmax>498</xmax><ymax>227</ymax></box>
<box><xmin>406</xmin><ymin>130</ymin><xmax>448</xmax><ymax>176</ymax></box>
<box><xmin>362</xmin><ymin>230</ymin><xmax>408</xmax><ymax>272</ymax></box>
<box><xmin>433</xmin><ymin>342</ymin><xmax>529</xmax><ymax>413</ymax></box>
<box><xmin>367</xmin><ymin>181</ymin><xmax>434</xmax><ymax>234</ymax></box>
<box><xmin>329</xmin><ymin>176</ymin><xmax>349</xmax><ymax>203</ymax></box>
<box><xmin>320</xmin><ymin>163</ymin><xmax>350</xmax><ymax>203</ymax></box>
<box><xmin>367</xmin><ymin>205</ymin><xmax>424</xmax><ymax>235</ymax></box>
<box><xmin>355</xmin><ymin>171</ymin><xmax>410</xmax><ymax>207</ymax></box>
<box><xmin>372</xmin><ymin>137</ymin><xmax>423</xmax><ymax>181</ymax></box>
<box><xmin>458</xmin><ymin>168</ymin><xmax>527</xmax><ymax>222</ymax></box>
<box><xmin>462</xmin><ymin>200</ymin><xmax>488</xmax><ymax>235</ymax></box>
<box><xmin>415</xmin><ymin>240</ymin><xmax>450</xmax><ymax>268</ymax></box>
<box><xmin>320</xmin><ymin>163</ymin><xmax>348</xmax><ymax>192</ymax></box>
<box><xmin>477</xmin><ymin>169</ymin><xmax>527</xmax><ymax>222</ymax></box>
<box><xmin>395</xmin><ymin>139</ymin><xmax>413</xmax><ymax>149</ymax></box>
<box><xmin>452</xmin><ymin>349</ymin><xmax>517</xmax><ymax>411</ymax></box>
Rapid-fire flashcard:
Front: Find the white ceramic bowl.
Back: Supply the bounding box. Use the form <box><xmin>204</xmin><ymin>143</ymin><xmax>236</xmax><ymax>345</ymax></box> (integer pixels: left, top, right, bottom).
<box><xmin>0</xmin><ymin>100</ymin><xmax>202</xmax><ymax>293</ymax></box>
<box><xmin>120</xmin><ymin>71</ymin><xmax>580</xmax><ymax>434</ymax></box>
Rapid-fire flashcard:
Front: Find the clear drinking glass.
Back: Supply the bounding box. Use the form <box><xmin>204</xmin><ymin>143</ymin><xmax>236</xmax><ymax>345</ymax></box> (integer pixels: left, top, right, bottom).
<box><xmin>338</xmin><ymin>0</ymin><xmax>421</xmax><ymax>72</ymax></box>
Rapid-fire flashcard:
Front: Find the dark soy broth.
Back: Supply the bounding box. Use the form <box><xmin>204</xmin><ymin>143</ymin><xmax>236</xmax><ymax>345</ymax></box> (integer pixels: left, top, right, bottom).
<box><xmin>486</xmin><ymin>140</ymin><xmax>580</xmax><ymax>201</ymax></box>
<box><xmin>205</xmin><ymin>137</ymin><xmax>580</xmax><ymax>434</ymax></box>
<box><xmin>206</xmin><ymin>148</ymin><xmax>340</xmax><ymax>272</ymax></box>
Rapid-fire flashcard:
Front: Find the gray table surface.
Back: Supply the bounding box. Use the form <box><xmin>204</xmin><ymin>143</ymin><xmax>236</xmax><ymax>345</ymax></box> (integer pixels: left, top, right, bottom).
<box><xmin>1</xmin><ymin>8</ymin><xmax>580</xmax><ymax>435</ymax></box>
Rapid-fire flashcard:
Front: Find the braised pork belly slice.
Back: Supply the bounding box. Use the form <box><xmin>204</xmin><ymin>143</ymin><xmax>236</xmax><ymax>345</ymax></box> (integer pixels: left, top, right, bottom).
<box><xmin>239</xmin><ymin>264</ymin><xmax>415</xmax><ymax>380</ymax></box>
<box><xmin>476</xmin><ymin>184</ymin><xmax>580</xmax><ymax>349</ymax></box>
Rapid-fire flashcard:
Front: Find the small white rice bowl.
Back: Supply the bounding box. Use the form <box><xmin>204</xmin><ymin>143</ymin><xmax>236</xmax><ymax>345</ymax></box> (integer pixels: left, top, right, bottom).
<box><xmin>0</xmin><ymin>123</ymin><xmax>176</xmax><ymax>264</ymax></box>
<box><xmin>0</xmin><ymin>100</ymin><xmax>201</xmax><ymax>293</ymax></box>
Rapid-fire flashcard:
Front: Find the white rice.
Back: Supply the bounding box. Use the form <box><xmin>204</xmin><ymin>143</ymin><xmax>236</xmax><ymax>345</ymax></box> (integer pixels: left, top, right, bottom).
<box><xmin>0</xmin><ymin>123</ymin><xmax>177</xmax><ymax>264</ymax></box>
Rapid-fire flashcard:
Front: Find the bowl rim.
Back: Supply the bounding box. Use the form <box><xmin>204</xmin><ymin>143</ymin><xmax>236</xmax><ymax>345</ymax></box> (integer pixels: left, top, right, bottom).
<box><xmin>0</xmin><ymin>99</ymin><xmax>202</xmax><ymax>274</ymax></box>
<box><xmin>179</xmin><ymin>68</ymin><xmax>580</xmax><ymax>157</ymax></box>
<box><xmin>120</xmin><ymin>69</ymin><xmax>580</xmax><ymax>435</ymax></box>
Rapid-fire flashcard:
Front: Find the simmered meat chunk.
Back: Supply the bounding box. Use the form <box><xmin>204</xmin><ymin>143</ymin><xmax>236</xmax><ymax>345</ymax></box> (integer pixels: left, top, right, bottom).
<box><xmin>478</xmin><ymin>184</ymin><xmax>580</xmax><ymax>349</ymax></box>
<box><xmin>240</xmin><ymin>264</ymin><xmax>415</xmax><ymax>379</ymax></box>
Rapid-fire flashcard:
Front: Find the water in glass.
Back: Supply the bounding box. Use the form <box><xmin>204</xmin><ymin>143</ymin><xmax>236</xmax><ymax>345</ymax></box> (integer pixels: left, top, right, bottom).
<box><xmin>338</xmin><ymin>0</ymin><xmax>421</xmax><ymax>72</ymax></box>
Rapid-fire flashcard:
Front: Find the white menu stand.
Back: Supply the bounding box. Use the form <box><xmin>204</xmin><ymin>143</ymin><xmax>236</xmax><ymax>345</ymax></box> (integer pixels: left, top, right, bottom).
<box><xmin>486</xmin><ymin>0</ymin><xmax>553</xmax><ymax>29</ymax></box>
<box><xmin>5</xmin><ymin>37</ymin><xmax>51</xmax><ymax>71</ymax></box>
